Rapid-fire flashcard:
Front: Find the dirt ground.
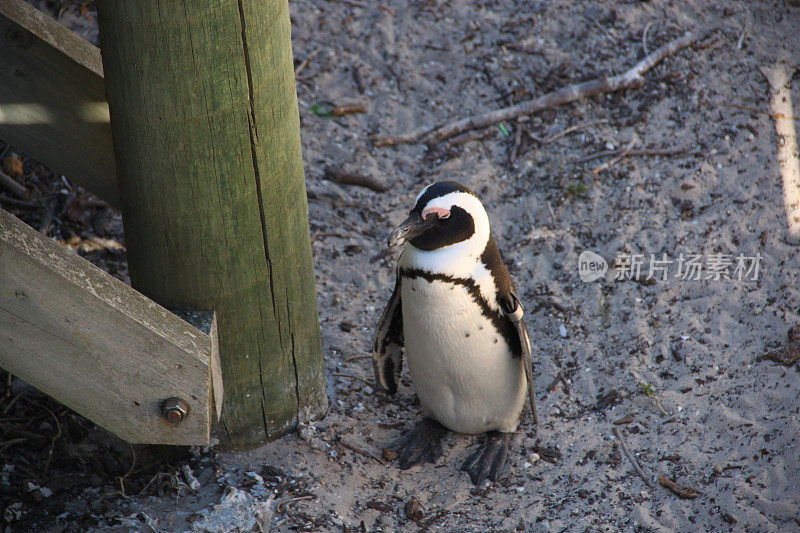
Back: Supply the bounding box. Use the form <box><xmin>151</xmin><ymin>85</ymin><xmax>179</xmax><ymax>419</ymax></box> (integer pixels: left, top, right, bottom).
<box><xmin>2</xmin><ymin>0</ymin><xmax>800</xmax><ymax>531</ymax></box>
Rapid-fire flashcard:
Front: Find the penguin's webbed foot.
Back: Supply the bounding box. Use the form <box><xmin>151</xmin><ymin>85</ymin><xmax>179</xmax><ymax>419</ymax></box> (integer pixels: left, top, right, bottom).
<box><xmin>391</xmin><ymin>418</ymin><xmax>448</xmax><ymax>470</ymax></box>
<box><xmin>461</xmin><ymin>431</ymin><xmax>513</xmax><ymax>484</ymax></box>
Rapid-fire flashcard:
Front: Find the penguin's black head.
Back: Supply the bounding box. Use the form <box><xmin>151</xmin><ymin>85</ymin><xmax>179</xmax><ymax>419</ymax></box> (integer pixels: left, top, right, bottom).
<box><xmin>388</xmin><ymin>181</ymin><xmax>489</xmax><ymax>252</ymax></box>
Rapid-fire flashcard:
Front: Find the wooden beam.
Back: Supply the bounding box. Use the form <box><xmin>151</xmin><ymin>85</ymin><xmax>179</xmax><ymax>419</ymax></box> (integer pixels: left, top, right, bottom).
<box><xmin>95</xmin><ymin>0</ymin><xmax>327</xmax><ymax>449</ymax></box>
<box><xmin>0</xmin><ymin>0</ymin><xmax>119</xmax><ymax>206</ymax></box>
<box><xmin>0</xmin><ymin>208</ymin><xmax>222</xmax><ymax>445</ymax></box>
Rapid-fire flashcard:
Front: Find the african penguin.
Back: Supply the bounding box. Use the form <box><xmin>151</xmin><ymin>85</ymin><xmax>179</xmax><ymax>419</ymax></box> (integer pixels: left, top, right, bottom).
<box><xmin>373</xmin><ymin>181</ymin><xmax>539</xmax><ymax>484</ymax></box>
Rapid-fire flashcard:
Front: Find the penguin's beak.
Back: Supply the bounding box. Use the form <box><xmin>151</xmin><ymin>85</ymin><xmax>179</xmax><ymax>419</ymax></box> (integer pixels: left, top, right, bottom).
<box><xmin>387</xmin><ymin>212</ymin><xmax>438</xmax><ymax>247</ymax></box>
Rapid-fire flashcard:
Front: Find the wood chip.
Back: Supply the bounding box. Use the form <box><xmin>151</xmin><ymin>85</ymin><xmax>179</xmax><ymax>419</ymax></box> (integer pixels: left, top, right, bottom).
<box><xmin>760</xmin><ymin>345</ymin><xmax>800</xmax><ymax>366</ymax></box>
<box><xmin>324</xmin><ymin>168</ymin><xmax>388</xmax><ymax>192</ymax></box>
<box><xmin>382</xmin><ymin>447</ymin><xmax>398</xmax><ymax>461</ymax></box>
<box><xmin>405</xmin><ymin>498</ymin><xmax>424</xmax><ymax>522</ymax></box>
<box><xmin>331</xmin><ymin>103</ymin><xmax>367</xmax><ymax>116</ymax></box>
<box><xmin>2</xmin><ymin>155</ymin><xmax>24</xmax><ymax>178</ymax></box>
<box><xmin>612</xmin><ymin>414</ymin><xmax>635</xmax><ymax>425</ymax></box>
<box><xmin>658</xmin><ymin>475</ymin><xmax>700</xmax><ymax>499</ymax></box>
<box><xmin>759</xmin><ymin>325</ymin><xmax>800</xmax><ymax>366</ymax></box>
<box><xmin>367</xmin><ymin>500</ymin><xmax>394</xmax><ymax>513</ymax></box>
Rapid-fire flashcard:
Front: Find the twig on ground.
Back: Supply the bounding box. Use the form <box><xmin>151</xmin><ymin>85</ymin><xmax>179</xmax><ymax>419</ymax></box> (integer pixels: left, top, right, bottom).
<box><xmin>760</xmin><ymin>62</ymin><xmax>800</xmax><ymax>244</ymax></box>
<box><xmin>39</xmin><ymin>199</ymin><xmax>56</xmax><ymax>236</ymax></box>
<box><xmin>658</xmin><ymin>475</ymin><xmax>700</xmax><ymax>499</ymax></box>
<box><xmin>0</xmin><ymin>171</ymin><xmax>27</xmax><ymax>199</ymax></box>
<box><xmin>117</xmin><ymin>444</ymin><xmax>137</xmax><ymax>496</ymax></box>
<box><xmin>642</xmin><ymin>21</ymin><xmax>656</xmax><ymax>56</ymax></box>
<box><xmin>0</xmin><ymin>438</ymin><xmax>26</xmax><ymax>450</ymax></box>
<box><xmin>736</xmin><ymin>19</ymin><xmax>749</xmax><ymax>50</ymax></box>
<box><xmin>592</xmin><ymin>139</ymin><xmax>636</xmax><ymax>174</ymax></box>
<box><xmin>373</xmin><ymin>29</ymin><xmax>710</xmax><ymax>147</ymax></box>
<box><xmin>576</xmin><ymin>146</ymin><xmax>699</xmax><ymax>164</ymax></box>
<box><xmin>331</xmin><ymin>372</ymin><xmax>372</xmax><ymax>385</ymax></box>
<box><xmin>324</xmin><ymin>168</ymin><xmax>388</xmax><ymax>192</ymax></box>
<box><xmin>337</xmin><ymin>435</ymin><xmax>387</xmax><ymax>466</ymax></box>
<box><xmin>294</xmin><ymin>48</ymin><xmax>321</xmax><ymax>76</ymax></box>
<box><xmin>2</xmin><ymin>394</ymin><xmax>22</xmax><ymax>415</ymax></box>
<box><xmin>345</xmin><ymin>355</ymin><xmax>373</xmax><ymax>362</ymax></box>
<box><xmin>0</xmin><ymin>193</ymin><xmax>40</xmax><ymax>209</ymax></box>
<box><xmin>612</xmin><ymin>426</ymin><xmax>653</xmax><ymax>488</ymax></box>
<box><xmin>546</xmin><ymin>202</ymin><xmax>557</xmax><ymax>226</ymax></box>
<box><xmin>510</xmin><ymin>122</ymin><xmax>523</xmax><ymax>164</ymax></box>
<box><xmin>528</xmin><ymin>119</ymin><xmax>609</xmax><ymax>144</ymax></box>
<box><xmin>277</xmin><ymin>493</ymin><xmax>317</xmax><ymax>513</ymax></box>
<box><xmin>545</xmin><ymin>370</ymin><xmax>568</xmax><ymax>393</ymax></box>
<box><xmin>333</xmin><ymin>0</ymin><xmax>367</xmax><ymax>8</ymax></box>
<box><xmin>586</xmin><ymin>13</ymin><xmax>615</xmax><ymax>42</ymax></box>
<box><xmin>450</xmin><ymin>128</ymin><xmax>492</xmax><ymax>146</ymax></box>
<box><xmin>38</xmin><ymin>402</ymin><xmax>62</xmax><ymax>474</ymax></box>
<box><xmin>137</xmin><ymin>472</ymin><xmax>172</xmax><ymax>496</ymax></box>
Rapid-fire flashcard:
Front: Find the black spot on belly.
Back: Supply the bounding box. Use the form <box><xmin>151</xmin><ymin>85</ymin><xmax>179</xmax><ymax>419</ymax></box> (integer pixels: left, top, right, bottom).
<box><xmin>494</xmin><ymin>338</ymin><xmax>498</xmax><ymax>343</ymax></box>
<box><xmin>465</xmin><ymin>332</ymin><xmax>470</xmax><ymax>337</ymax></box>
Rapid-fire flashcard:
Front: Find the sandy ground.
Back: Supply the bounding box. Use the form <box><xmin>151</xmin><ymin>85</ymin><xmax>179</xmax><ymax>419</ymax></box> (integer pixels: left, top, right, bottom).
<box><xmin>2</xmin><ymin>0</ymin><xmax>800</xmax><ymax>531</ymax></box>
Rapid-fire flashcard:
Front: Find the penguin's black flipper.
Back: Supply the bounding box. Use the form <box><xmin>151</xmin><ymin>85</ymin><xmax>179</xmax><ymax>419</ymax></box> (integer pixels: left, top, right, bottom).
<box><xmin>481</xmin><ymin>237</ymin><xmax>538</xmax><ymax>425</ymax></box>
<box><xmin>391</xmin><ymin>418</ymin><xmax>448</xmax><ymax>469</ymax></box>
<box><xmin>500</xmin><ymin>290</ymin><xmax>539</xmax><ymax>427</ymax></box>
<box><xmin>461</xmin><ymin>431</ymin><xmax>514</xmax><ymax>484</ymax></box>
<box><xmin>372</xmin><ymin>275</ymin><xmax>404</xmax><ymax>395</ymax></box>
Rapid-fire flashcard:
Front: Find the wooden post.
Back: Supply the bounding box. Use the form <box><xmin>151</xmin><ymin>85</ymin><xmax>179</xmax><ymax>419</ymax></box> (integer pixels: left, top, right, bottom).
<box><xmin>95</xmin><ymin>0</ymin><xmax>326</xmax><ymax>448</ymax></box>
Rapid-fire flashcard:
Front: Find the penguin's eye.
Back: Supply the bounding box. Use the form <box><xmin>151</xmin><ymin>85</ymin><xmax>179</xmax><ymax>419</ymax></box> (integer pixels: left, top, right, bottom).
<box><xmin>422</xmin><ymin>206</ymin><xmax>451</xmax><ymax>220</ymax></box>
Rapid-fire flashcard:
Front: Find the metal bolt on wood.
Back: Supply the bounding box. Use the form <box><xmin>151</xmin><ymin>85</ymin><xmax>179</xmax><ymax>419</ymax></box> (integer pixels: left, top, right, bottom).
<box><xmin>162</xmin><ymin>397</ymin><xmax>189</xmax><ymax>423</ymax></box>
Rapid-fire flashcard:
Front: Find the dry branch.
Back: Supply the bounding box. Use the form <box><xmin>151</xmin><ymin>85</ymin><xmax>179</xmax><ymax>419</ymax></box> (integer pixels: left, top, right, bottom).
<box><xmin>373</xmin><ymin>29</ymin><xmax>710</xmax><ymax>147</ymax></box>
<box><xmin>612</xmin><ymin>426</ymin><xmax>652</xmax><ymax>488</ymax></box>
<box><xmin>0</xmin><ymin>171</ymin><xmax>27</xmax><ymax>199</ymax></box>
<box><xmin>528</xmin><ymin>119</ymin><xmax>609</xmax><ymax>144</ymax></box>
<box><xmin>576</xmin><ymin>146</ymin><xmax>698</xmax><ymax>164</ymax></box>
<box><xmin>760</xmin><ymin>63</ymin><xmax>800</xmax><ymax>244</ymax></box>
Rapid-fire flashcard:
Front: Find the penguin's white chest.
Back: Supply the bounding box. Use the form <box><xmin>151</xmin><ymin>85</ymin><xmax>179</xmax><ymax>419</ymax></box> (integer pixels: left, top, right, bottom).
<box><xmin>400</xmin><ymin>276</ymin><xmax>526</xmax><ymax>433</ymax></box>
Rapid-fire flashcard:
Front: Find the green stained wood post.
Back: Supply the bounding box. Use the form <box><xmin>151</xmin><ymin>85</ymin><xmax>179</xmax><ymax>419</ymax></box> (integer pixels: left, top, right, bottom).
<box><xmin>94</xmin><ymin>0</ymin><xmax>326</xmax><ymax>449</ymax></box>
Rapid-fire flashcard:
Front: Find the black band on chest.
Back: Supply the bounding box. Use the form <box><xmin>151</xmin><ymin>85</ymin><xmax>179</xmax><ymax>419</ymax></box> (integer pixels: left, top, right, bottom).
<box><xmin>399</xmin><ymin>267</ymin><xmax>521</xmax><ymax>357</ymax></box>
